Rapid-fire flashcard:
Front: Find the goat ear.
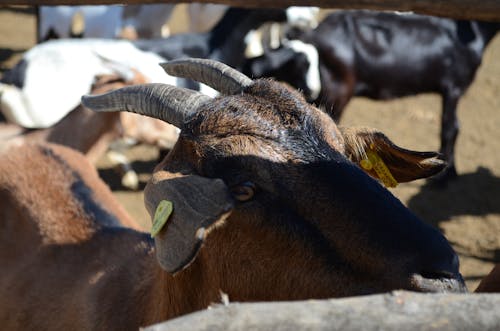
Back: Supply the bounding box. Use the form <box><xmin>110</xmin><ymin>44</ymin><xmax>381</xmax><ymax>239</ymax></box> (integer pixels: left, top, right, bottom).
<box><xmin>340</xmin><ymin>127</ymin><xmax>446</xmax><ymax>185</ymax></box>
<box><xmin>144</xmin><ymin>171</ymin><xmax>234</xmax><ymax>274</ymax></box>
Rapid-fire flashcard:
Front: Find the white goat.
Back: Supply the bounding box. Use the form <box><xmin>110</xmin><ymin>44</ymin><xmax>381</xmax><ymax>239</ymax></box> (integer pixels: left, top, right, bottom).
<box><xmin>244</xmin><ymin>6</ymin><xmax>320</xmax><ymax>58</ymax></box>
<box><xmin>0</xmin><ymin>39</ymin><xmax>184</xmax><ymax>189</ymax></box>
<box><xmin>0</xmin><ymin>39</ymin><xmax>176</xmax><ymax>128</ymax></box>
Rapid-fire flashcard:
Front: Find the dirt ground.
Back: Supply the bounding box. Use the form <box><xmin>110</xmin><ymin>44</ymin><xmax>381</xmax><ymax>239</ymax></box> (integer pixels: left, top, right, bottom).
<box><xmin>1</xmin><ymin>6</ymin><xmax>499</xmax><ymax>291</ymax></box>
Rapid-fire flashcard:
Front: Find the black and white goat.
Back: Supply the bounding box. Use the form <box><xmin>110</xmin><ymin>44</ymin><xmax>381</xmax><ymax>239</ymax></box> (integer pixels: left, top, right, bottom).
<box><xmin>133</xmin><ymin>7</ymin><xmax>321</xmax><ymax>100</ymax></box>
<box><xmin>287</xmin><ymin>10</ymin><xmax>500</xmax><ymax>181</ymax></box>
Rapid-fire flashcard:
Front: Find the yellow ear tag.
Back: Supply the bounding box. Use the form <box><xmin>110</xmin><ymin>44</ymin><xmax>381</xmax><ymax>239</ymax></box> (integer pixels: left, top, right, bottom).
<box><xmin>360</xmin><ymin>158</ymin><xmax>373</xmax><ymax>170</ymax></box>
<box><xmin>151</xmin><ymin>200</ymin><xmax>174</xmax><ymax>238</ymax></box>
<box><xmin>361</xmin><ymin>150</ymin><xmax>398</xmax><ymax>188</ymax></box>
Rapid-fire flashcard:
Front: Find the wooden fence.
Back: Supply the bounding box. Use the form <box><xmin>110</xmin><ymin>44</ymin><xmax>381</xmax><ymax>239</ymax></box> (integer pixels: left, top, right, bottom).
<box><xmin>1</xmin><ymin>2</ymin><xmax>499</xmax><ymax>331</ymax></box>
<box><xmin>144</xmin><ymin>291</ymin><xmax>500</xmax><ymax>331</ymax></box>
<box><xmin>3</xmin><ymin>0</ymin><xmax>500</xmax><ymax>21</ymax></box>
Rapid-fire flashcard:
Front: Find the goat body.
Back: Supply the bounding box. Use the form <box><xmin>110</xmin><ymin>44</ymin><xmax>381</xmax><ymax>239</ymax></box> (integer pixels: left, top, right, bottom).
<box><xmin>132</xmin><ymin>8</ymin><xmax>288</xmax><ymax>70</ymax></box>
<box><xmin>299</xmin><ymin>10</ymin><xmax>500</xmax><ymax>179</ymax></box>
<box><xmin>0</xmin><ymin>63</ymin><xmax>177</xmax><ymax>189</ymax></box>
<box><xmin>132</xmin><ymin>7</ymin><xmax>320</xmax><ymax>101</ymax></box>
<box><xmin>19</xmin><ymin>72</ymin><xmax>149</xmax><ymax>164</ymax></box>
<box><xmin>0</xmin><ymin>143</ymin><xmax>163</xmax><ymax>330</ymax></box>
<box><xmin>0</xmin><ymin>59</ymin><xmax>466</xmax><ymax>331</ymax></box>
<box><xmin>243</xmin><ymin>39</ymin><xmax>321</xmax><ymax>102</ymax></box>
<box><xmin>0</xmin><ymin>39</ymin><xmax>175</xmax><ymax>128</ymax></box>
<box><xmin>476</xmin><ymin>265</ymin><xmax>500</xmax><ymax>293</ymax></box>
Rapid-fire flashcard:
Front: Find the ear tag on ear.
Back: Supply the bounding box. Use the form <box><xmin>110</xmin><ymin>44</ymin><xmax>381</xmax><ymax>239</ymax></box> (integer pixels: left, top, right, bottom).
<box><xmin>151</xmin><ymin>200</ymin><xmax>174</xmax><ymax>238</ymax></box>
<box><xmin>360</xmin><ymin>158</ymin><xmax>373</xmax><ymax>171</ymax></box>
<box><xmin>361</xmin><ymin>150</ymin><xmax>398</xmax><ymax>188</ymax></box>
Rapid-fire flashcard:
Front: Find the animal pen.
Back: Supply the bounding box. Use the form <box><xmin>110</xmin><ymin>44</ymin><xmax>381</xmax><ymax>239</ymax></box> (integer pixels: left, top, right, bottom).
<box><xmin>1</xmin><ymin>0</ymin><xmax>500</xmax><ymax>330</ymax></box>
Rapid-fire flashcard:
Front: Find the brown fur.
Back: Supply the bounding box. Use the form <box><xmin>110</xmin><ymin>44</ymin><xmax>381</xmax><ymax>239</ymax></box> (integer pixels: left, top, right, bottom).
<box><xmin>339</xmin><ymin>126</ymin><xmax>446</xmax><ymax>182</ymax></box>
<box><xmin>0</xmin><ymin>76</ymin><xmax>462</xmax><ymax>331</ymax></box>
<box><xmin>120</xmin><ymin>112</ymin><xmax>179</xmax><ymax>150</ymax></box>
<box><xmin>1</xmin><ymin>70</ymin><xmax>177</xmax><ymax>167</ymax></box>
<box><xmin>146</xmin><ymin>78</ymin><xmax>460</xmax><ymax>297</ymax></box>
<box><xmin>0</xmin><ymin>143</ymin><xmax>189</xmax><ymax>329</ymax></box>
<box><xmin>25</xmin><ymin>72</ymin><xmax>148</xmax><ymax>163</ymax></box>
<box><xmin>475</xmin><ymin>265</ymin><xmax>500</xmax><ymax>292</ymax></box>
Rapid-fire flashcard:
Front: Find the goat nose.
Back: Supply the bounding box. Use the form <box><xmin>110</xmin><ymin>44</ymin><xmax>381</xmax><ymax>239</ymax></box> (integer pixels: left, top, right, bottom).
<box><xmin>432</xmin><ymin>241</ymin><xmax>460</xmax><ymax>269</ymax></box>
<box><xmin>420</xmin><ymin>252</ymin><xmax>459</xmax><ymax>279</ymax></box>
<box><xmin>412</xmin><ymin>247</ymin><xmax>467</xmax><ymax>293</ymax></box>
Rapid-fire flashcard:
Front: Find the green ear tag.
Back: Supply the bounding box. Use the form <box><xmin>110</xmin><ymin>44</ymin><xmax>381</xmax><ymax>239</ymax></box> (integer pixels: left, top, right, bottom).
<box><xmin>151</xmin><ymin>200</ymin><xmax>174</xmax><ymax>238</ymax></box>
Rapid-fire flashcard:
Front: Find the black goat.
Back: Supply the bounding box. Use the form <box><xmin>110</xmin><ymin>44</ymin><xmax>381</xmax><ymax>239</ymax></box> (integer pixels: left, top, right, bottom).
<box><xmin>133</xmin><ymin>8</ymin><xmax>320</xmax><ymax>99</ymax></box>
<box><xmin>132</xmin><ymin>8</ymin><xmax>289</xmax><ymax>91</ymax></box>
<box><xmin>132</xmin><ymin>8</ymin><xmax>288</xmax><ymax>69</ymax></box>
<box><xmin>242</xmin><ymin>39</ymin><xmax>321</xmax><ymax>101</ymax></box>
<box><xmin>295</xmin><ymin>10</ymin><xmax>500</xmax><ymax>181</ymax></box>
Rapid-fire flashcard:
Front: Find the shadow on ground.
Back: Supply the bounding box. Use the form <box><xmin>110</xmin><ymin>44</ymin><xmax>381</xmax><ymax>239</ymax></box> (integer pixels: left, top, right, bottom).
<box><xmin>408</xmin><ymin>167</ymin><xmax>500</xmax><ymax>226</ymax></box>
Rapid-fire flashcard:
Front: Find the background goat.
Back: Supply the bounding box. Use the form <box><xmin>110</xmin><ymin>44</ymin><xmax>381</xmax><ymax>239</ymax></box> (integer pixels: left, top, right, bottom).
<box><xmin>0</xmin><ymin>59</ymin><xmax>465</xmax><ymax>330</ymax></box>
<box><xmin>476</xmin><ymin>264</ymin><xmax>500</xmax><ymax>293</ymax></box>
<box><xmin>132</xmin><ymin>8</ymin><xmax>290</xmax><ymax>69</ymax></box>
<box><xmin>0</xmin><ymin>38</ymin><xmax>177</xmax><ymax>128</ymax></box>
<box><xmin>0</xmin><ymin>39</ymin><xmax>183</xmax><ymax>188</ymax></box>
<box><xmin>285</xmin><ymin>10</ymin><xmax>500</xmax><ymax>182</ymax></box>
<box><xmin>133</xmin><ymin>7</ymin><xmax>320</xmax><ymax>100</ymax></box>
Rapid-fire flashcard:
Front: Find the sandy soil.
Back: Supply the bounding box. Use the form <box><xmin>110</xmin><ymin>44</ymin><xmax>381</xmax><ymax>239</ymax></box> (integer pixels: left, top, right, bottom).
<box><xmin>1</xmin><ymin>6</ymin><xmax>499</xmax><ymax>291</ymax></box>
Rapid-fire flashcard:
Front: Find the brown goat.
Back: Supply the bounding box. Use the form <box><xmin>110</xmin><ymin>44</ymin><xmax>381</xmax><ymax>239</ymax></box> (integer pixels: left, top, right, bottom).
<box><xmin>1</xmin><ymin>70</ymin><xmax>178</xmax><ymax>189</ymax></box>
<box><xmin>0</xmin><ymin>72</ymin><xmax>142</xmax><ymax>163</ymax></box>
<box><xmin>25</xmin><ymin>71</ymin><xmax>179</xmax><ymax>161</ymax></box>
<box><xmin>21</xmin><ymin>74</ymin><xmax>128</xmax><ymax>164</ymax></box>
<box><xmin>0</xmin><ymin>59</ymin><xmax>466</xmax><ymax>331</ymax></box>
<box><xmin>475</xmin><ymin>265</ymin><xmax>500</xmax><ymax>292</ymax></box>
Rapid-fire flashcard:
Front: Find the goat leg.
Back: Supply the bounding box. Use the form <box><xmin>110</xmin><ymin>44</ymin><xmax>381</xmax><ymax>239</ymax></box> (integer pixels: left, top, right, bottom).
<box><xmin>434</xmin><ymin>89</ymin><xmax>461</xmax><ymax>183</ymax></box>
<box><xmin>317</xmin><ymin>64</ymin><xmax>354</xmax><ymax>123</ymax></box>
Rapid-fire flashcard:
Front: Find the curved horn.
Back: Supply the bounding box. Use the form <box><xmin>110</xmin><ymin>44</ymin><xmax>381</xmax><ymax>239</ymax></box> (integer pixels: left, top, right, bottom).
<box><xmin>81</xmin><ymin>83</ymin><xmax>211</xmax><ymax>128</ymax></box>
<box><xmin>160</xmin><ymin>58</ymin><xmax>253</xmax><ymax>95</ymax></box>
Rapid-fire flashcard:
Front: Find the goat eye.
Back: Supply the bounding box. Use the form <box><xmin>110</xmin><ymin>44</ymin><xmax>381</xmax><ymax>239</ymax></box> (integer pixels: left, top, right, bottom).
<box><xmin>231</xmin><ymin>181</ymin><xmax>256</xmax><ymax>202</ymax></box>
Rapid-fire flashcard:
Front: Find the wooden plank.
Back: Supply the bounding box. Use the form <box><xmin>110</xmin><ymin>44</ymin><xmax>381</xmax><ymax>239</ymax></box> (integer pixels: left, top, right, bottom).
<box><xmin>3</xmin><ymin>0</ymin><xmax>500</xmax><ymax>22</ymax></box>
<box><xmin>144</xmin><ymin>291</ymin><xmax>500</xmax><ymax>331</ymax></box>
